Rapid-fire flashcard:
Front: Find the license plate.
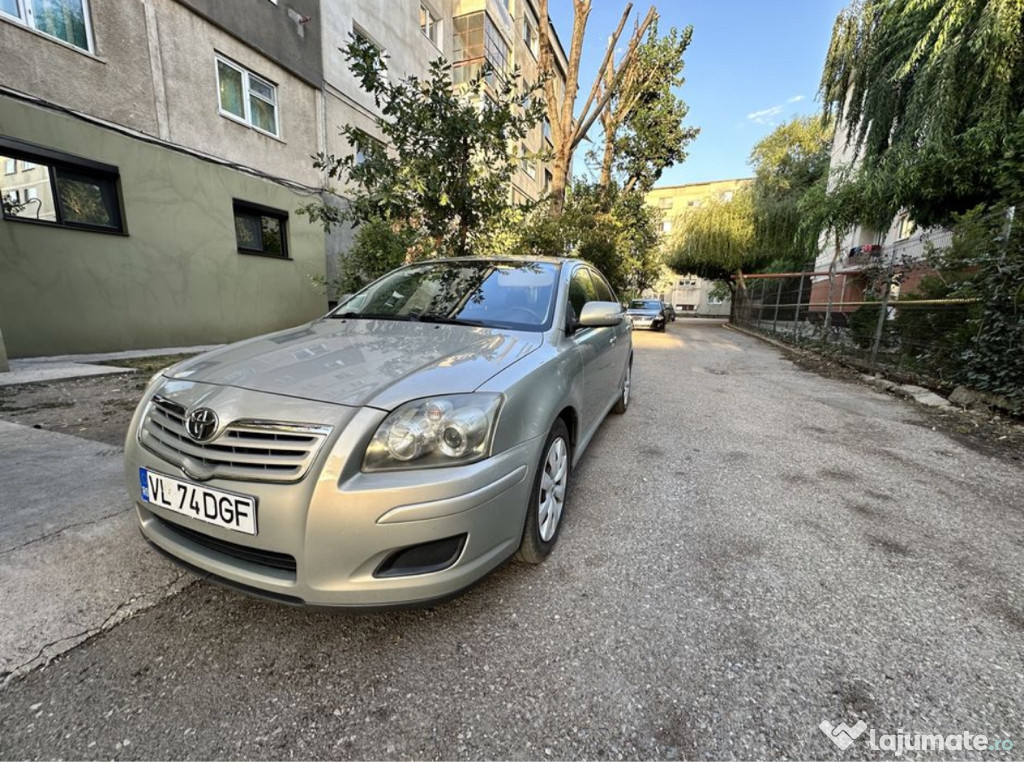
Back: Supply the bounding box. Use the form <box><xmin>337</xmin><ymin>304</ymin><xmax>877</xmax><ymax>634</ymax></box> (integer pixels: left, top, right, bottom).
<box><xmin>139</xmin><ymin>468</ymin><xmax>257</xmax><ymax>535</ymax></box>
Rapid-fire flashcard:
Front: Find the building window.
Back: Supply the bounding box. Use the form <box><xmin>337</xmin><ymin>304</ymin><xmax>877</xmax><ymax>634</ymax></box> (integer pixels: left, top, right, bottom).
<box><xmin>352</xmin><ymin>25</ymin><xmax>387</xmax><ymax>81</ymax></box>
<box><xmin>3</xmin><ymin>158</ymin><xmax>14</xmax><ymax>174</ymax></box>
<box><xmin>233</xmin><ymin>201</ymin><xmax>288</xmax><ymax>259</ymax></box>
<box><xmin>453</xmin><ymin>12</ymin><xmax>509</xmax><ymax>88</ymax></box>
<box><xmin>687</xmin><ymin>200</ymin><xmax>701</xmax><ymax>208</ymax></box>
<box><xmin>523</xmin><ymin>12</ymin><xmax>539</xmax><ymax>58</ymax></box>
<box><xmin>0</xmin><ymin>139</ymin><xmax>124</xmax><ymax>232</ymax></box>
<box><xmin>543</xmin><ymin>168</ymin><xmax>552</xmax><ymax>194</ymax></box>
<box><xmin>897</xmin><ymin>213</ymin><xmax>917</xmax><ymax>241</ymax></box>
<box><xmin>0</xmin><ymin>0</ymin><xmax>93</xmax><ymax>52</ymax></box>
<box><xmin>352</xmin><ymin>129</ymin><xmax>384</xmax><ymax>166</ymax></box>
<box><xmin>661</xmin><ymin>221</ymin><xmax>672</xmax><ymax>233</ymax></box>
<box><xmin>216</xmin><ymin>55</ymin><xmax>279</xmax><ymax>136</ymax></box>
<box><xmin>722</xmin><ymin>191</ymin><xmax>734</xmax><ymax>202</ymax></box>
<box><xmin>520</xmin><ymin>143</ymin><xmax>535</xmax><ymax>179</ymax></box>
<box><xmin>658</xmin><ymin>198</ymin><xmax>672</xmax><ymax>209</ymax></box>
<box><xmin>420</xmin><ymin>3</ymin><xmax>440</xmax><ymax>46</ymax></box>
<box><xmin>542</xmin><ymin>117</ymin><xmax>551</xmax><ymax>144</ymax></box>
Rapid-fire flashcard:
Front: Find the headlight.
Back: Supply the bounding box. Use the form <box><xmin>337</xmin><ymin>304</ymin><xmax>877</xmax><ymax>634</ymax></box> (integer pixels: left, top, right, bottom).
<box><xmin>363</xmin><ymin>393</ymin><xmax>503</xmax><ymax>472</ymax></box>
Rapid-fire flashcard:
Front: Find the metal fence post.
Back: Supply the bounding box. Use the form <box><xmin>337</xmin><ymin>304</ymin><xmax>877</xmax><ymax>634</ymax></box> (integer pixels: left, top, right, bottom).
<box><xmin>869</xmin><ymin>248</ymin><xmax>898</xmax><ymax>368</ymax></box>
<box><xmin>772</xmin><ymin>279</ymin><xmax>783</xmax><ymax>334</ymax></box>
<box><xmin>792</xmin><ymin>273</ymin><xmax>806</xmax><ymax>343</ymax></box>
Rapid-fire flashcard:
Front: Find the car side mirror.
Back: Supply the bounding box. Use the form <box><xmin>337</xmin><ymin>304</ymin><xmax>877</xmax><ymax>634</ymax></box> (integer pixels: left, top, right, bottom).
<box><xmin>579</xmin><ymin>301</ymin><xmax>624</xmax><ymax>328</ymax></box>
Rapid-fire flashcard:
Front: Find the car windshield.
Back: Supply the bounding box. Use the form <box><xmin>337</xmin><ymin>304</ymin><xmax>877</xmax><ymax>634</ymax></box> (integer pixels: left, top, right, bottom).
<box><xmin>629</xmin><ymin>300</ymin><xmax>662</xmax><ymax>310</ymax></box>
<box><xmin>330</xmin><ymin>261</ymin><xmax>560</xmax><ymax>331</ymax></box>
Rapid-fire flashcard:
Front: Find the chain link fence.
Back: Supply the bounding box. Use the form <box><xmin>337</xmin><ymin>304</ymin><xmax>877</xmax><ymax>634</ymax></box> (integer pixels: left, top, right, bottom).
<box><xmin>731</xmin><ymin>268</ymin><xmax>980</xmax><ymax>384</ymax></box>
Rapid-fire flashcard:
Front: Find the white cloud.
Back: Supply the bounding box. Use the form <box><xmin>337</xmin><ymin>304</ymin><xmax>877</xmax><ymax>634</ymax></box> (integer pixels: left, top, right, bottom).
<box><xmin>787</xmin><ymin>94</ymin><xmax>806</xmax><ymax>103</ymax></box>
<box><xmin>746</xmin><ymin>104</ymin><xmax>784</xmax><ymax>124</ymax></box>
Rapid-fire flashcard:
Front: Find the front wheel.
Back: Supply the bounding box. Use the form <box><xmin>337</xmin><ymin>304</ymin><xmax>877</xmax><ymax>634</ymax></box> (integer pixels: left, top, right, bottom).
<box><xmin>517</xmin><ymin>419</ymin><xmax>571</xmax><ymax>564</ymax></box>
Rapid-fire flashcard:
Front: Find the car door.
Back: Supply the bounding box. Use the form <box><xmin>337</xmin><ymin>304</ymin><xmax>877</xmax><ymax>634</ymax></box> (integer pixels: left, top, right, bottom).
<box><xmin>587</xmin><ymin>268</ymin><xmax>631</xmax><ymax>403</ymax></box>
<box><xmin>567</xmin><ymin>267</ymin><xmax>621</xmax><ymax>438</ymax></box>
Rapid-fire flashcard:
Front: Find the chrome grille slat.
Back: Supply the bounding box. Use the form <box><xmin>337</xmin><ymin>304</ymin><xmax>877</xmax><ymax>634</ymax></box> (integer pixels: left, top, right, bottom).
<box><xmin>139</xmin><ymin>396</ymin><xmax>331</xmax><ymax>483</ymax></box>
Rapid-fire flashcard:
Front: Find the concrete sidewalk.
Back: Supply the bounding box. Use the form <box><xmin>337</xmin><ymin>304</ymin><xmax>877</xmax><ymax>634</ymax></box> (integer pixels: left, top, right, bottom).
<box><xmin>0</xmin><ymin>420</ymin><xmax>192</xmax><ymax>683</ymax></box>
<box><xmin>0</xmin><ymin>344</ymin><xmax>221</xmax><ymax>387</ymax></box>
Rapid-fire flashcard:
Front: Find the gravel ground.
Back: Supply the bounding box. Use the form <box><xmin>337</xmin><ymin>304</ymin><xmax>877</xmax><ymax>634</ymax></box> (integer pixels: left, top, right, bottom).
<box><xmin>1</xmin><ymin>320</ymin><xmax>1022</xmax><ymax>760</ymax></box>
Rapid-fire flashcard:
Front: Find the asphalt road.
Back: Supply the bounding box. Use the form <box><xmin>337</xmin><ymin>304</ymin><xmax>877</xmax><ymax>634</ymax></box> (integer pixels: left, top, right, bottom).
<box><xmin>1</xmin><ymin>320</ymin><xmax>1022</xmax><ymax>760</ymax></box>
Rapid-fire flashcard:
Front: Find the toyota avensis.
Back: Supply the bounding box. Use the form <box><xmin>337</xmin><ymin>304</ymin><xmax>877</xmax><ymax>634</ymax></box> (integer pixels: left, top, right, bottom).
<box><xmin>124</xmin><ymin>257</ymin><xmax>633</xmax><ymax>607</ymax></box>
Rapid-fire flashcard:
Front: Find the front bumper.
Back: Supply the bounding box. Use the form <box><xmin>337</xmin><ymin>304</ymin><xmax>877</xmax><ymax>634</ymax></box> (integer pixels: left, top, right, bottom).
<box><xmin>628</xmin><ymin>316</ymin><xmax>665</xmax><ymax>330</ymax></box>
<box><xmin>125</xmin><ymin>385</ymin><xmax>542</xmax><ymax>607</ymax></box>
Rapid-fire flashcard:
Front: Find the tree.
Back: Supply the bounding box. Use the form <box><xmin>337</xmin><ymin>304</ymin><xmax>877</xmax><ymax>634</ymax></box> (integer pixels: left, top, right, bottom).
<box><xmin>596</xmin><ymin>22</ymin><xmax>700</xmax><ymax>192</ymax></box>
<box><xmin>302</xmin><ymin>37</ymin><xmax>544</xmax><ymax>259</ymax></box>
<box><xmin>820</xmin><ymin>0</ymin><xmax>1024</xmax><ymax>225</ymax></box>
<box><xmin>513</xmin><ymin>181</ymin><xmax>662</xmax><ymax>298</ymax></box>
<box><xmin>748</xmin><ymin>116</ymin><xmax>834</xmax><ymax>270</ymax></box>
<box><xmin>536</xmin><ymin>0</ymin><xmax>657</xmax><ymax>216</ymax></box>
<box><xmin>665</xmin><ymin>188</ymin><xmax>758</xmax><ymax>283</ymax></box>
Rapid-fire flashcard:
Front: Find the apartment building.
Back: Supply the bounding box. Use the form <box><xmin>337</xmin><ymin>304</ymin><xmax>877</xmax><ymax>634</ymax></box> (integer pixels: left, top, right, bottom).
<box><xmin>645</xmin><ymin>178</ymin><xmax>752</xmax><ymax>316</ymax></box>
<box><xmin>0</xmin><ymin>0</ymin><xmax>568</xmax><ymax>359</ymax></box>
<box><xmin>0</xmin><ymin>0</ymin><xmax>327</xmax><ymax>358</ymax></box>
<box><xmin>309</xmin><ymin>0</ymin><xmax>566</xmax><ymax>291</ymax></box>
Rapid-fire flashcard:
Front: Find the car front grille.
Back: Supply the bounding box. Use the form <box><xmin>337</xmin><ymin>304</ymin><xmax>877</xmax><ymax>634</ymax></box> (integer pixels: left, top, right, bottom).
<box><xmin>153</xmin><ymin>514</ymin><xmax>297</xmax><ymax>574</ymax></box>
<box><xmin>139</xmin><ymin>395</ymin><xmax>332</xmax><ymax>483</ymax></box>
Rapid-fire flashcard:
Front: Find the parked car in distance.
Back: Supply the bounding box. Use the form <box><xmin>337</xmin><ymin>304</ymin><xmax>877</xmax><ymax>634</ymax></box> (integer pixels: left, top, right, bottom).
<box><xmin>626</xmin><ymin>299</ymin><xmax>667</xmax><ymax>331</ymax></box>
<box><xmin>124</xmin><ymin>258</ymin><xmax>633</xmax><ymax>607</ymax></box>
<box><xmin>662</xmin><ymin>302</ymin><xmax>677</xmax><ymax>322</ymax></box>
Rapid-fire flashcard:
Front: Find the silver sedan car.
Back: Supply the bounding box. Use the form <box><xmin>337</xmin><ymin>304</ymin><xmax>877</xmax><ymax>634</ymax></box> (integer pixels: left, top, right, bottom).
<box><xmin>124</xmin><ymin>257</ymin><xmax>633</xmax><ymax>607</ymax></box>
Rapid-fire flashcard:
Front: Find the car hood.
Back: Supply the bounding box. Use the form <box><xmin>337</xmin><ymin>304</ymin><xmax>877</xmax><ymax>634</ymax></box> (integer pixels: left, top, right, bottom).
<box><xmin>164</xmin><ymin>319</ymin><xmax>543</xmax><ymax>410</ymax></box>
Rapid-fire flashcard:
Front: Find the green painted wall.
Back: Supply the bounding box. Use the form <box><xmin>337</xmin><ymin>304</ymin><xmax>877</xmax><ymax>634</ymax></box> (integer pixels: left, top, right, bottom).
<box><xmin>0</xmin><ymin>96</ymin><xmax>326</xmax><ymax>358</ymax></box>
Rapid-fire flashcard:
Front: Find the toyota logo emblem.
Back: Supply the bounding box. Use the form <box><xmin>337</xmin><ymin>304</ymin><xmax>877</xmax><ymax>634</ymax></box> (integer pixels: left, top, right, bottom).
<box><xmin>185</xmin><ymin>407</ymin><xmax>219</xmax><ymax>442</ymax></box>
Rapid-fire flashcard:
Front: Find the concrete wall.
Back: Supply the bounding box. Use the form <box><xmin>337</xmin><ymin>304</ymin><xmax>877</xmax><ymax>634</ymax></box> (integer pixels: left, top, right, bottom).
<box><xmin>152</xmin><ymin>0</ymin><xmax>322</xmax><ymax>186</ymax></box>
<box><xmin>0</xmin><ymin>95</ymin><xmax>326</xmax><ymax>358</ymax></box>
<box><xmin>0</xmin><ymin>0</ymin><xmax>322</xmax><ymax>187</ymax></box>
<box><xmin>175</xmin><ymin>0</ymin><xmax>322</xmax><ymax>87</ymax></box>
<box><xmin>0</xmin><ymin>0</ymin><xmax>159</xmax><ymax>134</ymax></box>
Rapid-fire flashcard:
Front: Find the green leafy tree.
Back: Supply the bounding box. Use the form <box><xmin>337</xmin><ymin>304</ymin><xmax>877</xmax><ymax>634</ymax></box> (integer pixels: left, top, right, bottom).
<box><xmin>596</xmin><ymin>22</ymin><xmax>700</xmax><ymax>193</ymax></box>
<box><xmin>514</xmin><ymin>182</ymin><xmax>662</xmax><ymax>299</ymax></box>
<box><xmin>302</xmin><ymin>36</ymin><xmax>544</xmax><ymax>260</ymax></box>
<box><xmin>749</xmin><ymin>116</ymin><xmax>835</xmax><ymax>270</ymax></box>
<box><xmin>820</xmin><ymin>0</ymin><xmax>1024</xmax><ymax>225</ymax></box>
<box><xmin>665</xmin><ymin>187</ymin><xmax>758</xmax><ymax>283</ymax></box>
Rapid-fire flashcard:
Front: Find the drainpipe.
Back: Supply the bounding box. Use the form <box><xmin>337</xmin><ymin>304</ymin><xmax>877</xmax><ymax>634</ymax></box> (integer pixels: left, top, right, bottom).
<box><xmin>0</xmin><ymin>327</ymin><xmax>9</xmax><ymax>373</ymax></box>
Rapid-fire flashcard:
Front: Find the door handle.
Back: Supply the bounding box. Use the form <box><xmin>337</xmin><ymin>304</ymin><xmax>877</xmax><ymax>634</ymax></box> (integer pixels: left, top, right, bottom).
<box><xmin>610</xmin><ymin>336</ymin><xmax>616</xmax><ymax>344</ymax></box>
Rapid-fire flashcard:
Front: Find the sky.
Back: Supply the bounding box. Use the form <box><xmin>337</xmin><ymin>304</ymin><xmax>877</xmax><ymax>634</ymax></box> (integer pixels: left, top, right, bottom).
<box><xmin>546</xmin><ymin>0</ymin><xmax>850</xmax><ymax>187</ymax></box>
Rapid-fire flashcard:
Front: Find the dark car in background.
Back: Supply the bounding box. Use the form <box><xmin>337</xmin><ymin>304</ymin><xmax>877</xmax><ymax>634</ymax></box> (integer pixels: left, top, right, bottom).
<box><xmin>662</xmin><ymin>302</ymin><xmax>676</xmax><ymax>322</ymax></box>
<box><xmin>626</xmin><ymin>299</ymin><xmax>666</xmax><ymax>331</ymax></box>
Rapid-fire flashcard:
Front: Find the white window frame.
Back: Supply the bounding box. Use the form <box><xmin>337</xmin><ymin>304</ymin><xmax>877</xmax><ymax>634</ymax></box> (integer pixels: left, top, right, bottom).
<box><xmin>420</xmin><ymin>3</ymin><xmax>440</xmax><ymax>48</ymax></box>
<box><xmin>215</xmin><ymin>55</ymin><xmax>280</xmax><ymax>138</ymax></box>
<box><xmin>0</xmin><ymin>0</ymin><xmax>95</xmax><ymax>53</ymax></box>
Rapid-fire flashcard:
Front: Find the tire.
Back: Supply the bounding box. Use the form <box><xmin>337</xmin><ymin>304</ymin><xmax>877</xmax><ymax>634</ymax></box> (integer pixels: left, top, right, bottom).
<box><xmin>611</xmin><ymin>357</ymin><xmax>632</xmax><ymax>415</ymax></box>
<box><xmin>517</xmin><ymin>419</ymin><xmax>571</xmax><ymax>564</ymax></box>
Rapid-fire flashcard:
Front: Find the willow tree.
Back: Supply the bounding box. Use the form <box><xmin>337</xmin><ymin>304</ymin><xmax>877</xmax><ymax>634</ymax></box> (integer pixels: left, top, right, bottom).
<box><xmin>665</xmin><ymin>189</ymin><xmax>759</xmax><ymax>283</ymax></box>
<box><xmin>820</xmin><ymin>0</ymin><xmax>1024</xmax><ymax>224</ymax></box>
<box><xmin>536</xmin><ymin>0</ymin><xmax>656</xmax><ymax>216</ymax></box>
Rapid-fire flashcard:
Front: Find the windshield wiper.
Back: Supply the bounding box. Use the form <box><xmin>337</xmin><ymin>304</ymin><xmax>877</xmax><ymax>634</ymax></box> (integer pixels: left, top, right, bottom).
<box><xmin>413</xmin><ymin>314</ymin><xmax>486</xmax><ymax>327</ymax></box>
<box><xmin>328</xmin><ymin>312</ymin><xmax>412</xmax><ymax>321</ymax></box>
